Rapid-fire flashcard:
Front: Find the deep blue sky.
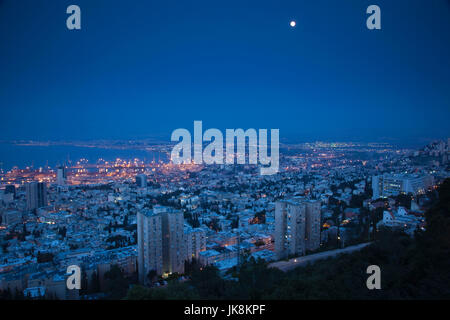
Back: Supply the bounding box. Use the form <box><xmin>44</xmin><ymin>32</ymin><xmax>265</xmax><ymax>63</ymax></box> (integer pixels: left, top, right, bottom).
<box><xmin>0</xmin><ymin>0</ymin><xmax>449</xmax><ymax>143</ymax></box>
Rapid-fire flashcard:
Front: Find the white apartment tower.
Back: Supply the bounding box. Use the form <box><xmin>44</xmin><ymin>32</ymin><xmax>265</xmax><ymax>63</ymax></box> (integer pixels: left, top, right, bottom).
<box><xmin>275</xmin><ymin>199</ymin><xmax>322</xmax><ymax>259</ymax></box>
<box><xmin>137</xmin><ymin>206</ymin><xmax>185</xmax><ymax>283</ymax></box>
<box><xmin>305</xmin><ymin>200</ymin><xmax>321</xmax><ymax>251</ymax></box>
<box><xmin>275</xmin><ymin>200</ymin><xmax>306</xmax><ymax>259</ymax></box>
<box><xmin>136</xmin><ymin>174</ymin><xmax>147</xmax><ymax>188</ymax></box>
<box><xmin>26</xmin><ymin>182</ymin><xmax>48</xmax><ymax>210</ymax></box>
<box><xmin>162</xmin><ymin>208</ymin><xmax>185</xmax><ymax>275</ymax></box>
<box><xmin>137</xmin><ymin>208</ymin><xmax>163</xmax><ymax>283</ymax></box>
<box><xmin>56</xmin><ymin>166</ymin><xmax>67</xmax><ymax>185</ymax></box>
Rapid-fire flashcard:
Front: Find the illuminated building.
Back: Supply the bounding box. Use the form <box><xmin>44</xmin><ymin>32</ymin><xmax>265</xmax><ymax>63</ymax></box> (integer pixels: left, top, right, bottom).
<box><xmin>275</xmin><ymin>199</ymin><xmax>322</xmax><ymax>259</ymax></box>
<box><xmin>372</xmin><ymin>173</ymin><xmax>434</xmax><ymax>200</ymax></box>
<box><xmin>305</xmin><ymin>200</ymin><xmax>321</xmax><ymax>251</ymax></box>
<box><xmin>26</xmin><ymin>182</ymin><xmax>48</xmax><ymax>210</ymax></box>
<box><xmin>137</xmin><ymin>206</ymin><xmax>185</xmax><ymax>283</ymax></box>
<box><xmin>275</xmin><ymin>200</ymin><xmax>306</xmax><ymax>259</ymax></box>
<box><xmin>184</xmin><ymin>227</ymin><xmax>206</xmax><ymax>261</ymax></box>
<box><xmin>135</xmin><ymin>174</ymin><xmax>147</xmax><ymax>188</ymax></box>
<box><xmin>56</xmin><ymin>166</ymin><xmax>67</xmax><ymax>185</ymax></box>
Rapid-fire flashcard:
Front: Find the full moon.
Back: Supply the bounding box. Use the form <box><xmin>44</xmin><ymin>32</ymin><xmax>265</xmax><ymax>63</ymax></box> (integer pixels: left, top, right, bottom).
<box><xmin>290</xmin><ymin>20</ymin><xmax>296</xmax><ymax>27</ymax></box>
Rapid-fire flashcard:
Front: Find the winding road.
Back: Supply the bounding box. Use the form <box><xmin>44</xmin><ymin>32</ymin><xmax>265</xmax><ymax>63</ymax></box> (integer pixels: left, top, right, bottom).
<box><xmin>268</xmin><ymin>242</ymin><xmax>372</xmax><ymax>272</ymax></box>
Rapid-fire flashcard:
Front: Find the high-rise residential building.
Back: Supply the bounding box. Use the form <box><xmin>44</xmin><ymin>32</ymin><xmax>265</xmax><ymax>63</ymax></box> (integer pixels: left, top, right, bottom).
<box><xmin>56</xmin><ymin>166</ymin><xmax>67</xmax><ymax>185</ymax></box>
<box><xmin>184</xmin><ymin>227</ymin><xmax>206</xmax><ymax>261</ymax></box>
<box><xmin>137</xmin><ymin>208</ymin><xmax>163</xmax><ymax>283</ymax></box>
<box><xmin>162</xmin><ymin>209</ymin><xmax>185</xmax><ymax>275</ymax></box>
<box><xmin>372</xmin><ymin>173</ymin><xmax>434</xmax><ymax>200</ymax></box>
<box><xmin>136</xmin><ymin>174</ymin><xmax>147</xmax><ymax>188</ymax></box>
<box><xmin>275</xmin><ymin>199</ymin><xmax>322</xmax><ymax>259</ymax></box>
<box><xmin>275</xmin><ymin>200</ymin><xmax>306</xmax><ymax>259</ymax></box>
<box><xmin>26</xmin><ymin>182</ymin><xmax>48</xmax><ymax>210</ymax></box>
<box><xmin>305</xmin><ymin>200</ymin><xmax>321</xmax><ymax>251</ymax></box>
<box><xmin>137</xmin><ymin>206</ymin><xmax>185</xmax><ymax>283</ymax></box>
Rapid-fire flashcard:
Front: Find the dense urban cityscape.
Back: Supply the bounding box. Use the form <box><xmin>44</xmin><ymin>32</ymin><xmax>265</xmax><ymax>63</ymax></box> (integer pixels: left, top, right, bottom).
<box><xmin>0</xmin><ymin>138</ymin><xmax>448</xmax><ymax>299</ymax></box>
<box><xmin>1</xmin><ymin>0</ymin><xmax>449</xmax><ymax>309</ymax></box>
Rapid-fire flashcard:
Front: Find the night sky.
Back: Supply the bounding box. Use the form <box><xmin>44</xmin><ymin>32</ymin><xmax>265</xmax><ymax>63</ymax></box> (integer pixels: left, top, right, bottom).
<box><xmin>0</xmin><ymin>0</ymin><xmax>449</xmax><ymax>143</ymax></box>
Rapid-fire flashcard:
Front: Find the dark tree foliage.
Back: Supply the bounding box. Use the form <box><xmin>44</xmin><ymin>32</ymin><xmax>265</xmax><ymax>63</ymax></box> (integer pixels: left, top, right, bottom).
<box><xmin>394</xmin><ymin>193</ymin><xmax>413</xmax><ymax>210</ymax></box>
<box><xmin>103</xmin><ymin>265</ymin><xmax>131</xmax><ymax>300</ymax></box>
